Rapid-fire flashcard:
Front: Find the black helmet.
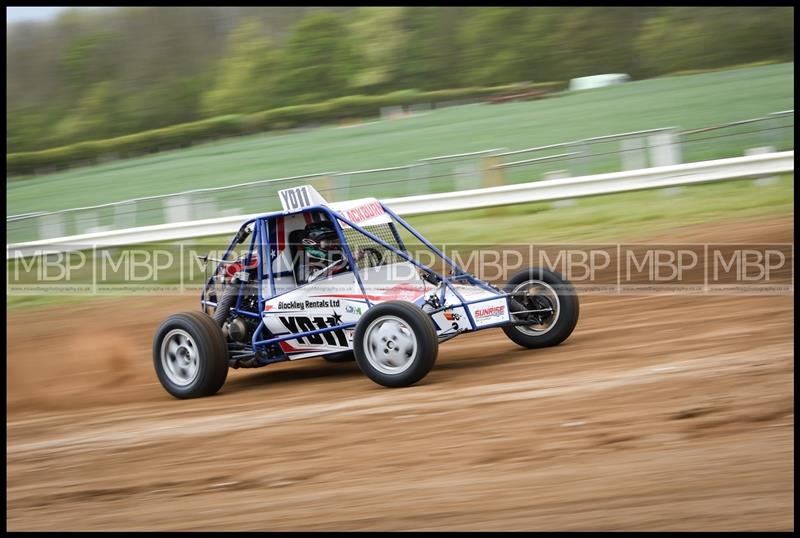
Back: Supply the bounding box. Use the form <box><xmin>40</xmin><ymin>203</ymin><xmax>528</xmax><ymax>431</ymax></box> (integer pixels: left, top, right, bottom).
<box><xmin>302</xmin><ymin>221</ymin><xmax>340</xmax><ymax>262</ymax></box>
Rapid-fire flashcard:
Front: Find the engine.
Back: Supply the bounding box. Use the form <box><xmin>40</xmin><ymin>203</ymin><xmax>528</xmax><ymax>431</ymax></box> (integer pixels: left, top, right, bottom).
<box><xmin>222</xmin><ymin>315</ymin><xmax>258</xmax><ymax>343</ymax></box>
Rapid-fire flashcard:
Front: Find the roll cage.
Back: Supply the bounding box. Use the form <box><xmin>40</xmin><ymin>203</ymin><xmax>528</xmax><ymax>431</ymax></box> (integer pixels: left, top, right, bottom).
<box><xmin>200</xmin><ymin>200</ymin><xmax>510</xmax><ymax>363</ymax></box>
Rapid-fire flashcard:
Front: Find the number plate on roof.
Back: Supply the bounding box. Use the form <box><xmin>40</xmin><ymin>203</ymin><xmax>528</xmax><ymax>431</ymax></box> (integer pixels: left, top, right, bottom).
<box><xmin>278</xmin><ymin>185</ymin><xmax>328</xmax><ymax>212</ymax></box>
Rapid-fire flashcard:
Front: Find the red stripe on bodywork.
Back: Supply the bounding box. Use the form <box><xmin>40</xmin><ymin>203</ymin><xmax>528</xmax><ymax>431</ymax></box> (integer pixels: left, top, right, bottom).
<box><xmin>314</xmin><ymin>282</ymin><xmax>427</xmax><ymax>303</ymax></box>
<box><xmin>320</xmin><ymin>293</ymin><xmax>388</xmax><ymax>301</ymax></box>
<box><xmin>278</xmin><ymin>341</ymin><xmax>319</xmax><ymax>353</ymax></box>
<box><xmin>276</xmin><ymin>217</ymin><xmax>285</xmax><ymax>252</ymax></box>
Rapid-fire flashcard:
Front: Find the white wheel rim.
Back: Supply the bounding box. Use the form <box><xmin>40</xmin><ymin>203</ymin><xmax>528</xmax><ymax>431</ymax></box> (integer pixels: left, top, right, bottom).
<box><xmin>512</xmin><ymin>279</ymin><xmax>560</xmax><ymax>336</ymax></box>
<box><xmin>363</xmin><ymin>315</ymin><xmax>418</xmax><ymax>375</ymax></box>
<box><xmin>161</xmin><ymin>329</ymin><xmax>200</xmax><ymax>386</ymax></box>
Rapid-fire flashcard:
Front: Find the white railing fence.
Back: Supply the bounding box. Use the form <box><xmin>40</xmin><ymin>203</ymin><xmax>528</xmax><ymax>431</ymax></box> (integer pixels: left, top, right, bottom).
<box><xmin>7</xmin><ymin>150</ymin><xmax>793</xmax><ymax>260</ymax></box>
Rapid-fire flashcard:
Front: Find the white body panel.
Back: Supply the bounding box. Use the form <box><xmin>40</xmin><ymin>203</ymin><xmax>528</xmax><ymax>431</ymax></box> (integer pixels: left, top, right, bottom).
<box><xmin>262</xmin><ymin>261</ymin><xmax>430</xmax><ymax>358</ymax></box>
<box><xmin>262</xmin><ymin>262</ymin><xmax>508</xmax><ymax>358</ymax></box>
<box><xmin>428</xmin><ymin>282</ymin><xmax>510</xmax><ymax>336</ymax></box>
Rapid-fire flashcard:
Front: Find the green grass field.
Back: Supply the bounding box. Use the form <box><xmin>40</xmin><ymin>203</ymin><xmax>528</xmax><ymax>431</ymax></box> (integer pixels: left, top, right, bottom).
<box><xmin>7</xmin><ymin>174</ymin><xmax>793</xmax><ymax>311</ymax></box>
<box><xmin>7</xmin><ymin>63</ymin><xmax>794</xmax><ymax>219</ymax></box>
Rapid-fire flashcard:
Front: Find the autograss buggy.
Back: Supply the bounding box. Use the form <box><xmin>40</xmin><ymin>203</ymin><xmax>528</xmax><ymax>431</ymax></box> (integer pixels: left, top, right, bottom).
<box><xmin>153</xmin><ymin>185</ymin><xmax>579</xmax><ymax>398</ymax></box>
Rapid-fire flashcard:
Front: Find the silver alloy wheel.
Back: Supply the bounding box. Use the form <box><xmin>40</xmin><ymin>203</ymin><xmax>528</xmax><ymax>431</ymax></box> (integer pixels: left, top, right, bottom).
<box><xmin>512</xmin><ymin>279</ymin><xmax>561</xmax><ymax>336</ymax></box>
<box><xmin>362</xmin><ymin>315</ymin><xmax>418</xmax><ymax>375</ymax></box>
<box><xmin>160</xmin><ymin>329</ymin><xmax>200</xmax><ymax>386</ymax></box>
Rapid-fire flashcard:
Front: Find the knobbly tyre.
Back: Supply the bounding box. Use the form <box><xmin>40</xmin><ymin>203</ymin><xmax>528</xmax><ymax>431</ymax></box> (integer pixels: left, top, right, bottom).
<box><xmin>152</xmin><ymin>185</ymin><xmax>580</xmax><ymax>398</ymax></box>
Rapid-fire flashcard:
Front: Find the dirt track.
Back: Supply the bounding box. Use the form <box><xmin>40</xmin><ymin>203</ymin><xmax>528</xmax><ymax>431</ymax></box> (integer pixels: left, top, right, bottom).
<box><xmin>6</xmin><ymin>216</ymin><xmax>794</xmax><ymax>531</ymax></box>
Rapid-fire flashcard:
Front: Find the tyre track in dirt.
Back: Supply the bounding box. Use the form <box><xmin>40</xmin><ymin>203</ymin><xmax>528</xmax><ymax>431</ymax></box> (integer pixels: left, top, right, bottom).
<box><xmin>7</xmin><ymin>344</ymin><xmax>791</xmax><ymax>456</ymax></box>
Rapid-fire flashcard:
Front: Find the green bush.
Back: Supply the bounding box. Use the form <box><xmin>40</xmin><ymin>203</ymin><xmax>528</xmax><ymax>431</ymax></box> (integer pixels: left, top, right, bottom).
<box><xmin>7</xmin><ymin>83</ymin><xmax>565</xmax><ymax>177</ymax></box>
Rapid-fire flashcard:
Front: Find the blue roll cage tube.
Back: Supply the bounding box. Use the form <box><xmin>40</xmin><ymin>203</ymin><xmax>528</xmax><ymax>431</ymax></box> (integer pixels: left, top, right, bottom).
<box><xmin>200</xmin><ymin>202</ymin><xmax>518</xmax><ymax>360</ymax></box>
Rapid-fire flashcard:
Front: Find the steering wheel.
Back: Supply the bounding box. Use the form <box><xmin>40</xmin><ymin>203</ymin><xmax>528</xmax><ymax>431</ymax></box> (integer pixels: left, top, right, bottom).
<box><xmin>306</xmin><ymin>258</ymin><xmax>347</xmax><ymax>284</ymax></box>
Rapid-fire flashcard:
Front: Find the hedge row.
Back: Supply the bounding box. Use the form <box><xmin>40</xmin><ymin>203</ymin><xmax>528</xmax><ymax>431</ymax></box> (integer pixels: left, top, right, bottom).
<box><xmin>7</xmin><ymin>82</ymin><xmax>564</xmax><ymax>178</ymax></box>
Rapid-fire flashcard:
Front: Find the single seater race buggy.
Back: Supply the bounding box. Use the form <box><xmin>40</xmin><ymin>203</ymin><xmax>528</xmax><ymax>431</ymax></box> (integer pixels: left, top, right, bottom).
<box><xmin>153</xmin><ymin>185</ymin><xmax>579</xmax><ymax>398</ymax></box>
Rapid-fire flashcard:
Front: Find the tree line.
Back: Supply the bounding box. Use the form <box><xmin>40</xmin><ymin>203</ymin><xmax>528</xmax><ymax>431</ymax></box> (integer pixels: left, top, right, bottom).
<box><xmin>7</xmin><ymin>7</ymin><xmax>794</xmax><ymax>153</ymax></box>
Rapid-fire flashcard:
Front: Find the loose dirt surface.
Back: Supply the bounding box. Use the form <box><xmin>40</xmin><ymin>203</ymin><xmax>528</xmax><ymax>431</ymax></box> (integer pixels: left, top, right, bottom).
<box><xmin>7</xmin><ymin>216</ymin><xmax>794</xmax><ymax>531</ymax></box>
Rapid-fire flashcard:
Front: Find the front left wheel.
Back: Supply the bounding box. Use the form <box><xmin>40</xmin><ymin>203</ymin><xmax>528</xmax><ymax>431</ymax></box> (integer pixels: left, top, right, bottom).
<box><xmin>353</xmin><ymin>301</ymin><xmax>439</xmax><ymax>388</ymax></box>
<box><xmin>153</xmin><ymin>311</ymin><xmax>229</xmax><ymax>399</ymax></box>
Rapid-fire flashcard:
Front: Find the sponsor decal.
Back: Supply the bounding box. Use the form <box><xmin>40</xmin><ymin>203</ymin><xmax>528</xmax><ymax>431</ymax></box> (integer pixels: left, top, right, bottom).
<box><xmin>474</xmin><ymin>305</ymin><xmax>506</xmax><ymax>319</ymax></box>
<box><xmin>278</xmin><ymin>310</ymin><xmax>347</xmax><ymax>347</ymax></box>
<box><xmin>341</xmin><ymin>201</ymin><xmax>385</xmax><ymax>224</ymax></box>
<box><xmin>276</xmin><ymin>298</ymin><xmax>342</xmax><ymax>310</ymax></box>
<box><xmin>467</xmin><ymin>298</ymin><xmax>510</xmax><ymax>328</ymax></box>
<box><xmin>345</xmin><ymin>304</ymin><xmax>363</xmax><ymax>316</ymax></box>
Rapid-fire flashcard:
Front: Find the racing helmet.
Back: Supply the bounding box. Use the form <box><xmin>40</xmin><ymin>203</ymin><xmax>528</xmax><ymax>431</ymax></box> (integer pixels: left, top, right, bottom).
<box><xmin>301</xmin><ymin>221</ymin><xmax>341</xmax><ymax>263</ymax></box>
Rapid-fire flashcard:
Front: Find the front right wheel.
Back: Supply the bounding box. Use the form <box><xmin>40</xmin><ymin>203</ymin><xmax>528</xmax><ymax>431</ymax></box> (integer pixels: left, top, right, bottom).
<box><xmin>502</xmin><ymin>267</ymin><xmax>580</xmax><ymax>349</ymax></box>
<box><xmin>353</xmin><ymin>301</ymin><xmax>439</xmax><ymax>388</ymax></box>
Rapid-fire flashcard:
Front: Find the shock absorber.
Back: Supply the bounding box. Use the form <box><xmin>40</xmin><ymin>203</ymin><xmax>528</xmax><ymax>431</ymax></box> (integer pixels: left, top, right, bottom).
<box><xmin>213</xmin><ymin>253</ymin><xmax>255</xmax><ymax>326</ymax></box>
<box><xmin>507</xmin><ymin>295</ymin><xmax>528</xmax><ymax>315</ymax></box>
<box><xmin>213</xmin><ymin>275</ymin><xmax>240</xmax><ymax>326</ymax></box>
